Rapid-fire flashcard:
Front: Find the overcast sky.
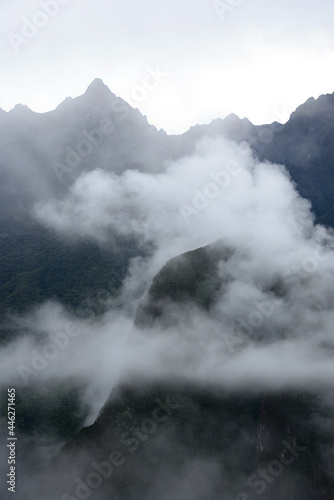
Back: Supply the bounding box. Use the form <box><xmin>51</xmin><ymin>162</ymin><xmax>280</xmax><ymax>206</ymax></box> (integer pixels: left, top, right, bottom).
<box><xmin>1</xmin><ymin>0</ymin><xmax>334</xmax><ymax>133</ymax></box>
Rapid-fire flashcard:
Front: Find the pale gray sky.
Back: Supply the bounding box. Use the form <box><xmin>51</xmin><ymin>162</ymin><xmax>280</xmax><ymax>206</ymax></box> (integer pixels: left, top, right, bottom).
<box><xmin>1</xmin><ymin>0</ymin><xmax>334</xmax><ymax>133</ymax></box>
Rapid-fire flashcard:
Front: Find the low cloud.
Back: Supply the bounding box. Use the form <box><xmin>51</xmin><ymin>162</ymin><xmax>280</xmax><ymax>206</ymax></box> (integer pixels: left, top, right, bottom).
<box><xmin>3</xmin><ymin>136</ymin><xmax>334</xmax><ymax>498</ymax></box>
<box><xmin>31</xmin><ymin>136</ymin><xmax>334</xmax><ymax>393</ymax></box>
<box><xmin>35</xmin><ymin>136</ymin><xmax>332</xmax><ymax>272</ymax></box>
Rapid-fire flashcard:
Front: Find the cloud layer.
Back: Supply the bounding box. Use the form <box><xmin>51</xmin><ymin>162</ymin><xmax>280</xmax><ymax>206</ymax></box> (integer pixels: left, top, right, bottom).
<box><xmin>3</xmin><ymin>136</ymin><xmax>334</xmax><ymax>498</ymax></box>
<box><xmin>22</xmin><ymin>136</ymin><xmax>334</xmax><ymax>392</ymax></box>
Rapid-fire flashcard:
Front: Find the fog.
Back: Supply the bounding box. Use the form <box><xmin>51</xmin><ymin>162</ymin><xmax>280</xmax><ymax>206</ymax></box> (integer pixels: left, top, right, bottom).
<box><xmin>2</xmin><ymin>136</ymin><xmax>334</xmax><ymax>498</ymax></box>
<box><xmin>4</xmin><ymin>135</ymin><xmax>334</xmax><ymax>394</ymax></box>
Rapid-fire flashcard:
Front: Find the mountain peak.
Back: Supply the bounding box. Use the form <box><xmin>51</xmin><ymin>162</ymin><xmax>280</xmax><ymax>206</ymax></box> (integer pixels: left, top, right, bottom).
<box><xmin>9</xmin><ymin>103</ymin><xmax>33</xmax><ymax>114</ymax></box>
<box><xmin>87</xmin><ymin>77</ymin><xmax>105</xmax><ymax>87</ymax></box>
<box><xmin>290</xmin><ymin>92</ymin><xmax>334</xmax><ymax>121</ymax></box>
<box><xmin>224</xmin><ymin>112</ymin><xmax>241</xmax><ymax>123</ymax></box>
<box><xmin>85</xmin><ymin>78</ymin><xmax>113</xmax><ymax>95</ymax></box>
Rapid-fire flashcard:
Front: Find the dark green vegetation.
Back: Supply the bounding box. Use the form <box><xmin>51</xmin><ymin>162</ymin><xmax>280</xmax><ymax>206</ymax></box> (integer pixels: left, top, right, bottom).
<box><xmin>0</xmin><ymin>215</ymin><xmax>139</xmax><ymax>459</ymax></box>
<box><xmin>41</xmin><ymin>242</ymin><xmax>334</xmax><ymax>499</ymax></box>
<box><xmin>1</xmin><ymin>83</ymin><xmax>334</xmax><ymax>498</ymax></box>
<box><xmin>41</xmin><ymin>383</ymin><xmax>263</xmax><ymax>500</ymax></box>
<box><xmin>135</xmin><ymin>242</ymin><xmax>233</xmax><ymax>327</ymax></box>
<box><xmin>0</xmin><ymin>214</ymin><xmax>140</xmax><ymax>342</ymax></box>
<box><xmin>42</xmin><ymin>383</ymin><xmax>334</xmax><ymax>500</ymax></box>
<box><xmin>1</xmin><ymin>379</ymin><xmax>87</xmax><ymax>440</ymax></box>
<box><xmin>1</xmin><ymin>84</ymin><xmax>334</xmax><ymax>324</ymax></box>
<box><xmin>0</xmin><ymin>214</ymin><xmax>139</xmax><ymax>457</ymax></box>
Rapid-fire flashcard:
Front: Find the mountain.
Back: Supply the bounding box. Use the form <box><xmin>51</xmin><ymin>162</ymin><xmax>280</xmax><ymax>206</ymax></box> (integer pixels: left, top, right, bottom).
<box><xmin>173</xmin><ymin>92</ymin><xmax>334</xmax><ymax>226</ymax></box>
<box><xmin>0</xmin><ymin>79</ymin><xmax>167</xmax><ymax>321</ymax></box>
<box><xmin>134</xmin><ymin>241</ymin><xmax>233</xmax><ymax>328</ymax></box>
<box><xmin>174</xmin><ymin>113</ymin><xmax>282</xmax><ymax>157</ymax></box>
<box><xmin>0</xmin><ymin>78</ymin><xmax>169</xmax><ymax>217</ymax></box>
<box><xmin>2</xmin><ymin>83</ymin><xmax>333</xmax><ymax>319</ymax></box>
<box><xmin>2</xmin><ymin>82</ymin><xmax>334</xmax><ymax>499</ymax></box>
<box><xmin>1</xmin><ymin>81</ymin><xmax>334</xmax><ymax>222</ymax></box>
<box><xmin>259</xmin><ymin>93</ymin><xmax>334</xmax><ymax>225</ymax></box>
<box><xmin>40</xmin><ymin>243</ymin><xmax>334</xmax><ymax>499</ymax></box>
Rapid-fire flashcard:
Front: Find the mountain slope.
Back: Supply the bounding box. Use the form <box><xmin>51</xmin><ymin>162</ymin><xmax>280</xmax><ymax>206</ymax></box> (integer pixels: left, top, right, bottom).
<box><xmin>1</xmin><ymin>83</ymin><xmax>334</xmax><ymax>321</ymax></box>
<box><xmin>175</xmin><ymin>92</ymin><xmax>334</xmax><ymax>226</ymax></box>
<box><xmin>40</xmin><ymin>243</ymin><xmax>334</xmax><ymax>500</ymax></box>
<box><xmin>259</xmin><ymin>92</ymin><xmax>334</xmax><ymax>225</ymax></box>
<box><xmin>0</xmin><ymin>79</ymin><xmax>169</xmax><ymax>216</ymax></box>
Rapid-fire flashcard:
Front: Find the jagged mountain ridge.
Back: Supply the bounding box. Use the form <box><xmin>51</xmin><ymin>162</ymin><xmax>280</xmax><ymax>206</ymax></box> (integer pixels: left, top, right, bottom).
<box><xmin>2</xmin><ymin>80</ymin><xmax>334</xmax><ymax>223</ymax></box>
<box><xmin>2</xmin><ymin>83</ymin><xmax>334</xmax><ymax>499</ymax></box>
<box><xmin>0</xmin><ymin>78</ymin><xmax>168</xmax><ymax>215</ymax></box>
<box><xmin>1</xmin><ymin>81</ymin><xmax>334</xmax><ymax>317</ymax></box>
<box><xmin>259</xmin><ymin>92</ymin><xmax>334</xmax><ymax>225</ymax></box>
